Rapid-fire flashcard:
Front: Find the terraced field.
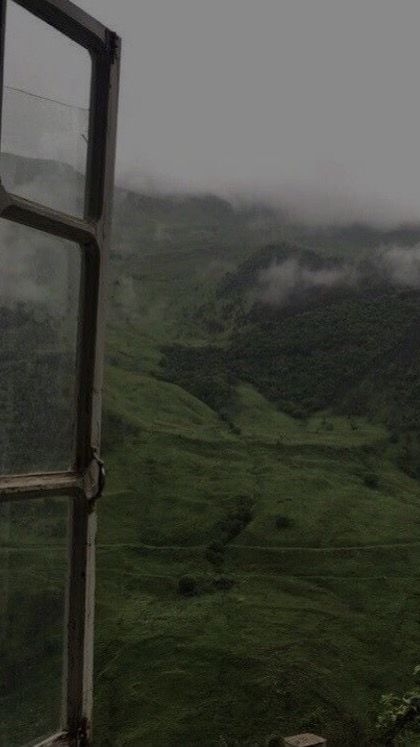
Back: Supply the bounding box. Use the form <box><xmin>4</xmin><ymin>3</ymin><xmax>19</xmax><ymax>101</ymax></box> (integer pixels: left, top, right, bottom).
<box><xmin>3</xmin><ymin>164</ymin><xmax>420</xmax><ymax>745</ymax></box>
<box><xmin>94</xmin><ymin>355</ymin><xmax>420</xmax><ymax>746</ymax></box>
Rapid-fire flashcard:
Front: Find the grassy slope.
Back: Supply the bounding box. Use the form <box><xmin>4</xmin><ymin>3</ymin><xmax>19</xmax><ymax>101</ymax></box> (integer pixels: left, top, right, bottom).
<box><xmin>94</xmin><ymin>203</ymin><xmax>420</xmax><ymax>745</ymax></box>
<box><xmin>95</xmin><ymin>343</ymin><xmax>420</xmax><ymax>745</ymax></box>
<box><xmin>0</xmin><ymin>500</ymin><xmax>68</xmax><ymax>747</ymax></box>
<box><xmin>4</xmin><ymin>158</ymin><xmax>420</xmax><ymax>745</ymax></box>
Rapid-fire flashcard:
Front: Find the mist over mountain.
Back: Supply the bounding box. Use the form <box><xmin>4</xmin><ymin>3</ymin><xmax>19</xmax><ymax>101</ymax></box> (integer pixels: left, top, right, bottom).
<box><xmin>7</xmin><ymin>0</ymin><xmax>420</xmax><ymax>743</ymax></box>
<box><xmin>5</xmin><ymin>153</ymin><xmax>420</xmax><ymax>745</ymax></box>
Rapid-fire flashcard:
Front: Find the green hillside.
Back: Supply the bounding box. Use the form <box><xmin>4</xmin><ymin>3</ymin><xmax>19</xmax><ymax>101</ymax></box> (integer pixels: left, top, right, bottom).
<box><xmin>93</xmin><ymin>194</ymin><xmax>420</xmax><ymax>745</ymax></box>
<box><xmin>96</xmin><ymin>355</ymin><xmax>420</xmax><ymax>746</ymax></box>
<box><xmin>3</xmin><ymin>159</ymin><xmax>420</xmax><ymax>745</ymax></box>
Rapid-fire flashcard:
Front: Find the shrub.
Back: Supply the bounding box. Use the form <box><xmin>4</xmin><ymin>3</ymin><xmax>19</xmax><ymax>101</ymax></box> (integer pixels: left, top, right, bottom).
<box><xmin>207</xmin><ymin>540</ymin><xmax>225</xmax><ymax>555</ymax></box>
<box><xmin>215</xmin><ymin>499</ymin><xmax>254</xmax><ymax>543</ymax></box>
<box><xmin>275</xmin><ymin>515</ymin><xmax>293</xmax><ymax>529</ymax></box>
<box><xmin>376</xmin><ymin>665</ymin><xmax>420</xmax><ymax>744</ymax></box>
<box><xmin>205</xmin><ymin>541</ymin><xmax>225</xmax><ymax>569</ymax></box>
<box><xmin>364</xmin><ymin>473</ymin><xmax>379</xmax><ymax>489</ymax></box>
<box><xmin>236</xmin><ymin>506</ymin><xmax>253</xmax><ymax>525</ymax></box>
<box><xmin>223</xmin><ymin>517</ymin><xmax>245</xmax><ymax>541</ymax></box>
<box><xmin>266</xmin><ymin>737</ymin><xmax>282</xmax><ymax>747</ymax></box>
<box><xmin>288</xmin><ymin>404</ymin><xmax>309</xmax><ymax>420</ymax></box>
<box><xmin>177</xmin><ymin>576</ymin><xmax>198</xmax><ymax>597</ymax></box>
<box><xmin>213</xmin><ymin>576</ymin><xmax>235</xmax><ymax>591</ymax></box>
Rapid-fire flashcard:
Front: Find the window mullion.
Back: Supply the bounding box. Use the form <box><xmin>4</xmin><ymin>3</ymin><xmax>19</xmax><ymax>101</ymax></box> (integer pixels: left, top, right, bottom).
<box><xmin>0</xmin><ymin>187</ymin><xmax>98</xmax><ymax>246</ymax></box>
<box><xmin>0</xmin><ymin>3</ymin><xmax>120</xmax><ymax>745</ymax></box>
<box><xmin>64</xmin><ymin>495</ymin><xmax>96</xmax><ymax>744</ymax></box>
<box><xmin>0</xmin><ymin>472</ymin><xmax>81</xmax><ymax>501</ymax></box>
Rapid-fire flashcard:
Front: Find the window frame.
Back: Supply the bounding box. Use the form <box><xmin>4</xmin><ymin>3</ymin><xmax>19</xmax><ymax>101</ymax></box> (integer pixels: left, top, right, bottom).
<box><xmin>0</xmin><ymin>1</ymin><xmax>120</xmax><ymax>745</ymax></box>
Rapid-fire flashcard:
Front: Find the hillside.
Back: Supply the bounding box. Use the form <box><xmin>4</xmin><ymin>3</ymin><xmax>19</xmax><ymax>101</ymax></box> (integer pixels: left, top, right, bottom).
<box><xmin>3</xmin><ymin>156</ymin><xmax>420</xmax><ymax>745</ymax></box>
<box><xmin>97</xmin><ymin>188</ymin><xmax>420</xmax><ymax>744</ymax></box>
<box><xmin>97</xmin><ymin>367</ymin><xmax>420</xmax><ymax>746</ymax></box>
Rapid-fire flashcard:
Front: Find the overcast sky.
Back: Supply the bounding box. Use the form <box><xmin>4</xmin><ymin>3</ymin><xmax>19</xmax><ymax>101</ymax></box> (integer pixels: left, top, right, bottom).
<box><xmin>6</xmin><ymin>0</ymin><xmax>420</xmax><ymax>223</ymax></box>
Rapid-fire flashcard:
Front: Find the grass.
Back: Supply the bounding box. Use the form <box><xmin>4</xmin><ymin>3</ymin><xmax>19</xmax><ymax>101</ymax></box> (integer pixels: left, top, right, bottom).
<box><xmin>4</xmin><ymin>172</ymin><xmax>420</xmax><ymax>744</ymax></box>
<box><xmin>0</xmin><ymin>499</ymin><xmax>68</xmax><ymax>747</ymax></box>
<box><xmin>3</xmin><ymin>324</ymin><xmax>420</xmax><ymax>745</ymax></box>
<box><xmin>90</xmin><ymin>358</ymin><xmax>420</xmax><ymax>745</ymax></box>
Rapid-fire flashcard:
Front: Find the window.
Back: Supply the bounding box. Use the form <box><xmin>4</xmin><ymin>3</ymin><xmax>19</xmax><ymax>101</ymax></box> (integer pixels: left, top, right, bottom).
<box><xmin>0</xmin><ymin>1</ymin><xmax>120</xmax><ymax>745</ymax></box>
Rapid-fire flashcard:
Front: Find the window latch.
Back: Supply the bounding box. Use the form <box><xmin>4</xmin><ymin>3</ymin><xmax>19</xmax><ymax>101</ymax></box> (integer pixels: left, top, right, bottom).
<box><xmin>83</xmin><ymin>455</ymin><xmax>106</xmax><ymax>501</ymax></box>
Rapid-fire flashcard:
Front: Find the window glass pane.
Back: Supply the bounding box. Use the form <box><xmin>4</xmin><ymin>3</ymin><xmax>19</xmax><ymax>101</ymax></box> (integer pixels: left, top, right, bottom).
<box><xmin>0</xmin><ymin>221</ymin><xmax>81</xmax><ymax>475</ymax></box>
<box><xmin>1</xmin><ymin>0</ymin><xmax>91</xmax><ymax>217</ymax></box>
<box><xmin>0</xmin><ymin>497</ymin><xmax>68</xmax><ymax>747</ymax></box>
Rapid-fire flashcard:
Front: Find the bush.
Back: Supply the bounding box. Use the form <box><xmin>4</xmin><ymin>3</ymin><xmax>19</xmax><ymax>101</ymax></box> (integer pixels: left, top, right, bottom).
<box><xmin>205</xmin><ymin>541</ymin><xmax>225</xmax><ymax>569</ymax></box>
<box><xmin>213</xmin><ymin>576</ymin><xmax>235</xmax><ymax>591</ymax></box>
<box><xmin>376</xmin><ymin>665</ymin><xmax>420</xmax><ymax>744</ymax></box>
<box><xmin>266</xmin><ymin>738</ymin><xmax>282</xmax><ymax>747</ymax></box>
<box><xmin>275</xmin><ymin>515</ymin><xmax>293</xmax><ymax>529</ymax></box>
<box><xmin>215</xmin><ymin>499</ymin><xmax>254</xmax><ymax>543</ymax></box>
<box><xmin>287</xmin><ymin>403</ymin><xmax>309</xmax><ymax>420</ymax></box>
<box><xmin>206</xmin><ymin>540</ymin><xmax>225</xmax><ymax>555</ymax></box>
<box><xmin>223</xmin><ymin>517</ymin><xmax>245</xmax><ymax>541</ymax></box>
<box><xmin>236</xmin><ymin>506</ymin><xmax>253</xmax><ymax>525</ymax></box>
<box><xmin>364</xmin><ymin>473</ymin><xmax>379</xmax><ymax>489</ymax></box>
<box><xmin>178</xmin><ymin>576</ymin><xmax>198</xmax><ymax>597</ymax></box>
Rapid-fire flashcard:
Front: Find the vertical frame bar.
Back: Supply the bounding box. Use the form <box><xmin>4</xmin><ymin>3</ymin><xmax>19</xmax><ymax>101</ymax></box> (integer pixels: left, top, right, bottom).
<box><xmin>0</xmin><ymin>2</ymin><xmax>121</xmax><ymax>745</ymax></box>
<box><xmin>65</xmin><ymin>30</ymin><xmax>120</xmax><ymax>746</ymax></box>
<box><xmin>0</xmin><ymin>0</ymin><xmax>6</xmax><ymax>141</ymax></box>
<box><xmin>75</xmin><ymin>32</ymin><xmax>121</xmax><ymax>475</ymax></box>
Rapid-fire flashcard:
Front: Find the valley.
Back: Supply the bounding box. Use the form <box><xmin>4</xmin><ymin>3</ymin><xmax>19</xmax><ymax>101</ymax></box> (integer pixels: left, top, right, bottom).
<box><xmin>3</xmin><ymin>159</ymin><xmax>420</xmax><ymax>744</ymax></box>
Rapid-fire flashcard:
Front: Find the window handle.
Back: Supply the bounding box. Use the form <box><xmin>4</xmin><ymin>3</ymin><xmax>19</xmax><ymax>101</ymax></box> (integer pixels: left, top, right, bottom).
<box><xmin>83</xmin><ymin>455</ymin><xmax>106</xmax><ymax>501</ymax></box>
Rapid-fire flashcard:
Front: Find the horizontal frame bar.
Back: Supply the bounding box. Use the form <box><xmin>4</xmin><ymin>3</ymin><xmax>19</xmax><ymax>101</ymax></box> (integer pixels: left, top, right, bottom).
<box><xmin>12</xmin><ymin>0</ymin><xmax>108</xmax><ymax>53</ymax></box>
<box><xmin>31</xmin><ymin>732</ymin><xmax>73</xmax><ymax>747</ymax></box>
<box><xmin>0</xmin><ymin>185</ymin><xmax>98</xmax><ymax>246</ymax></box>
<box><xmin>0</xmin><ymin>471</ymin><xmax>81</xmax><ymax>500</ymax></box>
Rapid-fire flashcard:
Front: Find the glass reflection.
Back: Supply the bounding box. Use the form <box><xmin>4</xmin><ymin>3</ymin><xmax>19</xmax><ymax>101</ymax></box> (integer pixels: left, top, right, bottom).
<box><xmin>1</xmin><ymin>0</ymin><xmax>91</xmax><ymax>216</ymax></box>
<box><xmin>0</xmin><ymin>221</ymin><xmax>81</xmax><ymax>475</ymax></box>
<box><xmin>0</xmin><ymin>497</ymin><xmax>68</xmax><ymax>747</ymax></box>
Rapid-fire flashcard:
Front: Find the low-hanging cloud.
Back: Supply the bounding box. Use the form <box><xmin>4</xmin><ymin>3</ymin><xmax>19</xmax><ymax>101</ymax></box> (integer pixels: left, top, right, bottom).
<box><xmin>0</xmin><ymin>217</ymin><xmax>80</xmax><ymax>314</ymax></box>
<box><xmin>258</xmin><ymin>258</ymin><xmax>358</xmax><ymax>305</ymax></box>
<box><xmin>379</xmin><ymin>244</ymin><xmax>420</xmax><ymax>288</ymax></box>
<box><xmin>258</xmin><ymin>244</ymin><xmax>420</xmax><ymax>306</ymax></box>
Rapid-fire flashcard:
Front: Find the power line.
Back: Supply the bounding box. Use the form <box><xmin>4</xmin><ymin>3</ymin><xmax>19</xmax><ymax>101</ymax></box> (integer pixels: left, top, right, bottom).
<box><xmin>4</xmin><ymin>84</ymin><xmax>89</xmax><ymax>112</ymax></box>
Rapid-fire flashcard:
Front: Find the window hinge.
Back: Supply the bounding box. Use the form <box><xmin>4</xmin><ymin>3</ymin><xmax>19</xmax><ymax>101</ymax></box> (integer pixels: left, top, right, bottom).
<box><xmin>74</xmin><ymin>718</ymin><xmax>91</xmax><ymax>747</ymax></box>
<box><xmin>49</xmin><ymin>723</ymin><xmax>91</xmax><ymax>746</ymax></box>
<box><xmin>82</xmin><ymin>455</ymin><xmax>106</xmax><ymax>502</ymax></box>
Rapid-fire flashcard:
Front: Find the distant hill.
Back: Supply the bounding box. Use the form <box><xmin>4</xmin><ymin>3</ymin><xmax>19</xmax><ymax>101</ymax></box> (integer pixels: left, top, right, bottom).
<box><xmin>5</xmin><ymin>153</ymin><xmax>420</xmax><ymax>745</ymax></box>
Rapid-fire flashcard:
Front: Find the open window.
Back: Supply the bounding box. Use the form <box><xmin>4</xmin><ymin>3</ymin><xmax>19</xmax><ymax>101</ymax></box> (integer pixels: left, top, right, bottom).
<box><xmin>0</xmin><ymin>1</ymin><xmax>120</xmax><ymax>745</ymax></box>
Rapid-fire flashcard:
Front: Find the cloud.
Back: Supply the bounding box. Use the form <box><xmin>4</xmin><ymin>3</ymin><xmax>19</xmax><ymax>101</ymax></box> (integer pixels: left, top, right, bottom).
<box><xmin>258</xmin><ymin>258</ymin><xmax>358</xmax><ymax>305</ymax></box>
<box><xmin>258</xmin><ymin>244</ymin><xmax>420</xmax><ymax>306</ymax></box>
<box><xmin>0</xmin><ymin>218</ymin><xmax>80</xmax><ymax>313</ymax></box>
<box><xmin>379</xmin><ymin>244</ymin><xmax>420</xmax><ymax>287</ymax></box>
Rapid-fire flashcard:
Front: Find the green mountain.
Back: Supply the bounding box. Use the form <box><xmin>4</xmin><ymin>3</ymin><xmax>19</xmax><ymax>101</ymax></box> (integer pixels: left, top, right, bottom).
<box><xmin>98</xmin><ymin>189</ymin><xmax>420</xmax><ymax>745</ymax></box>
<box><xmin>3</xmin><ymin>157</ymin><xmax>420</xmax><ymax>746</ymax></box>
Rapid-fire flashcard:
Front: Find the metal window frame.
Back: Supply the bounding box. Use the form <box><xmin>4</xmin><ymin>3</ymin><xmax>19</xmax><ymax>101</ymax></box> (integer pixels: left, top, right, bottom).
<box><xmin>0</xmin><ymin>1</ymin><xmax>120</xmax><ymax>745</ymax></box>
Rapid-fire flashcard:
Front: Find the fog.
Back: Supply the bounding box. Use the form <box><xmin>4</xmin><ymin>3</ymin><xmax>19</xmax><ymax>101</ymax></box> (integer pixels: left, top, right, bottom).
<box><xmin>258</xmin><ymin>259</ymin><xmax>358</xmax><ymax>305</ymax></box>
<box><xmin>258</xmin><ymin>244</ymin><xmax>420</xmax><ymax>305</ymax></box>
<box><xmin>380</xmin><ymin>245</ymin><xmax>420</xmax><ymax>287</ymax></box>
<box><xmin>0</xmin><ymin>218</ymin><xmax>80</xmax><ymax>311</ymax></box>
<box><xmin>4</xmin><ymin>0</ymin><xmax>420</xmax><ymax>225</ymax></box>
<box><xmin>73</xmin><ymin>1</ymin><xmax>420</xmax><ymax>225</ymax></box>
